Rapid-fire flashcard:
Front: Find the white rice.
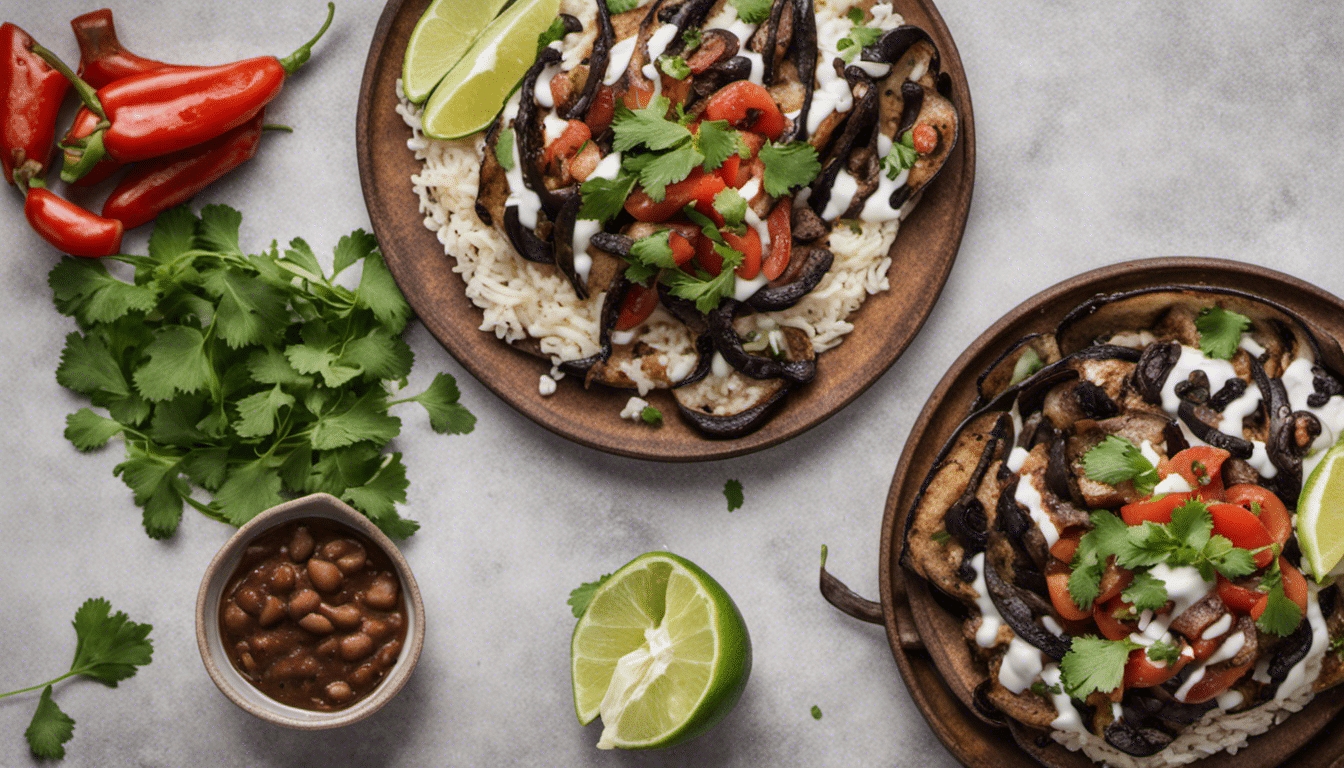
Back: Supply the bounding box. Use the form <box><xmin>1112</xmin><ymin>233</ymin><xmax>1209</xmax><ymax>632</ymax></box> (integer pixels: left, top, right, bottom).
<box><xmin>396</xmin><ymin>0</ymin><xmax>908</xmax><ymax>415</ymax></box>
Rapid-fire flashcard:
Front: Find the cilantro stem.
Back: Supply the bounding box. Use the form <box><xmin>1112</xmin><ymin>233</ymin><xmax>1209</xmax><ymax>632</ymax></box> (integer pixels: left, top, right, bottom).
<box><xmin>0</xmin><ymin>672</ymin><xmax>78</xmax><ymax>700</ymax></box>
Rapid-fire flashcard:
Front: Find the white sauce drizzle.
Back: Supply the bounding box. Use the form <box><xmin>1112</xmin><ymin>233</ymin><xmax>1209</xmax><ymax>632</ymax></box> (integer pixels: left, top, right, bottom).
<box><xmin>968</xmin><ymin>552</ymin><xmax>1002</xmax><ymax>648</ymax></box>
<box><xmin>1014</xmin><ymin>473</ymin><xmax>1060</xmax><ymax>547</ymax></box>
<box><xmin>604</xmin><ymin>37</ymin><xmax>638</xmax><ymax>85</ymax></box>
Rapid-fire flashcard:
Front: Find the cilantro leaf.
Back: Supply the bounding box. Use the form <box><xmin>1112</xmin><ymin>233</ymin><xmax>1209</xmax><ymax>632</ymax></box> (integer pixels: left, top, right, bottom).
<box><xmin>569</xmin><ymin>573</ymin><xmax>612</xmax><ymax>617</ymax></box>
<box><xmin>1067</xmin><ymin>511</ymin><xmax>1131</xmax><ymax>609</ymax></box>
<box><xmin>696</xmin><ymin>120</ymin><xmax>738</xmax><ymax>172</ymax></box>
<box><xmin>49</xmin><ymin>258</ymin><xmax>158</xmax><ymax>326</ymax></box>
<box><xmin>146</xmin><ymin>205</ymin><xmax>198</xmax><ymax>263</ymax></box>
<box><xmin>233</xmin><ymin>385</ymin><xmax>296</xmax><ymax>438</ymax></box>
<box><xmin>630</xmin><ymin>230</ymin><xmax>683</xmax><ymax>269</ymax></box>
<box><xmin>633</xmin><ymin>143</ymin><xmax>702</xmax><ymax>201</ymax></box>
<box><xmin>725</xmin><ymin>479</ymin><xmax>744</xmax><ymax>511</ymax></box>
<box><xmin>536</xmin><ymin>17</ymin><xmax>569</xmax><ymax>52</ymax></box>
<box><xmin>1197</xmin><ymin>307</ymin><xmax>1252</xmax><ymax>360</ymax></box>
<box><xmin>400</xmin><ymin>373</ymin><xmax>477</xmax><ymax>435</ymax></box>
<box><xmin>310</xmin><ymin>390</ymin><xmax>402</xmax><ymax>450</ymax></box>
<box><xmin>201</xmin><ymin>268</ymin><xmax>289</xmax><ymax>349</ymax></box>
<box><xmin>662</xmin><ymin>259</ymin><xmax>738</xmax><ymax>313</ymax></box>
<box><xmin>606</xmin><ymin>0</ymin><xmax>639</xmax><ymax>12</ymax></box>
<box><xmin>1256</xmin><ymin>560</ymin><xmax>1304</xmax><ymax>636</ymax></box>
<box><xmin>56</xmin><ymin>332</ymin><xmax>132</xmax><ymax>400</ymax></box>
<box><xmin>658</xmin><ymin>54</ymin><xmax>691</xmax><ymax>80</ymax></box>
<box><xmin>342</xmin><ymin>452</ymin><xmax>413</xmax><ymax>535</ymax></box>
<box><xmin>883</xmin><ymin>131</ymin><xmax>919</xmax><ymax>179</ymax></box>
<box><xmin>25</xmin><ymin>686</ymin><xmax>74</xmax><ymax>759</ymax></box>
<box><xmin>641</xmin><ymin>405</ymin><xmax>663</xmax><ymax>425</ymax></box>
<box><xmin>6</xmin><ymin>599</ymin><xmax>152</xmax><ymax>760</ymax></box>
<box><xmin>579</xmin><ymin>173</ymin><xmax>637</xmax><ymax>222</ymax></box>
<box><xmin>196</xmin><ymin>204</ymin><xmax>244</xmax><ymax>256</ymax></box>
<box><xmin>759</xmin><ymin>141</ymin><xmax>821</xmax><ymax>197</ymax></box>
<box><xmin>65</xmin><ymin>408</ymin><xmax>124</xmax><ymax>451</ymax></box>
<box><xmin>1059</xmin><ymin>636</ymin><xmax>1139</xmax><ymax>699</ymax></box>
<box><xmin>1145</xmin><ymin>640</ymin><xmax>1182</xmax><ymax>665</ymax></box>
<box><xmin>495</xmin><ymin>127</ymin><xmax>517</xmax><ymax>171</ymax></box>
<box><xmin>332</xmin><ymin>229</ymin><xmax>380</xmax><ymax>278</ymax></box>
<box><xmin>214</xmin><ymin>458</ymin><xmax>286</xmax><ymax>526</ymax></box>
<box><xmin>811</xmin><ymin>704</ymin><xmax>823</xmax><ymax>720</ymax></box>
<box><xmin>729</xmin><ymin>0</ymin><xmax>772</xmax><ymax>23</ymax></box>
<box><xmin>355</xmin><ymin>248</ymin><xmax>412</xmax><ymax>334</ymax></box>
<box><xmin>613</xmin><ymin>97</ymin><xmax>689</xmax><ymax>152</ymax></box>
<box><xmin>1121</xmin><ymin>570</ymin><xmax>1169</xmax><ymax>611</ymax></box>
<box><xmin>714</xmin><ymin>187</ymin><xmax>748</xmax><ymax>228</ymax></box>
<box><xmin>133</xmin><ymin>326</ymin><xmax>214</xmax><ymax>402</ymax></box>
<box><xmin>1082</xmin><ymin>435</ymin><xmax>1159</xmax><ymax>495</ymax></box>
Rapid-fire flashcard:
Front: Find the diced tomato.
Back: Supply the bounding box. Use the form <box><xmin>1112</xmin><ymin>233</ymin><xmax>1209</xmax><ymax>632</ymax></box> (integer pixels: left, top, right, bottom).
<box><xmin>622</xmin><ymin>77</ymin><xmax>656</xmax><ymax>110</ymax></box>
<box><xmin>1190</xmin><ymin>635</ymin><xmax>1221</xmax><ymax>661</ymax></box>
<box><xmin>1094</xmin><ymin>595</ymin><xmax>1139</xmax><ymax>641</ymax></box>
<box><xmin>911</xmin><ymin>122</ymin><xmax>939</xmax><ymax>154</ymax></box>
<box><xmin>624</xmin><ymin>170</ymin><xmax>727</xmax><ymax>223</ymax></box>
<box><xmin>1158</xmin><ymin>446</ymin><xmax>1230</xmax><ymax>502</ymax></box>
<box><xmin>544</xmin><ymin>120</ymin><xmax>591</xmax><ymax>165</ymax></box>
<box><xmin>1124</xmin><ymin>645</ymin><xmax>1190</xmax><ymax>689</ymax></box>
<box><xmin>1251</xmin><ymin>557</ymin><xmax>1308</xmax><ymax>619</ymax></box>
<box><xmin>703</xmin><ymin>81</ymin><xmax>787</xmax><ymax>140</ymax></box>
<box><xmin>585</xmin><ymin>85</ymin><xmax>618</xmax><ymax>134</ymax></box>
<box><xmin>566</xmin><ymin>142</ymin><xmax>603</xmax><ymax>182</ymax></box>
<box><xmin>762</xmin><ymin>198</ymin><xmax>792</xmax><ymax>281</ymax></box>
<box><xmin>1215</xmin><ymin>575</ymin><xmax>1264</xmax><ymax>613</ymax></box>
<box><xmin>694</xmin><ymin>233</ymin><xmax>722</xmax><ymax>275</ymax></box>
<box><xmin>1049</xmin><ymin>531</ymin><xmax>1083</xmax><ymax>563</ymax></box>
<box><xmin>1208</xmin><ymin>502</ymin><xmax>1275</xmax><ymax>568</ymax></box>
<box><xmin>1121</xmin><ymin>492</ymin><xmax>1192</xmax><ymax>526</ymax></box>
<box><xmin>614</xmin><ymin>283</ymin><xmax>660</xmax><ymax>332</ymax></box>
<box><xmin>717</xmin><ymin>153</ymin><xmax>742</xmax><ymax>188</ymax></box>
<box><xmin>1046</xmin><ymin>560</ymin><xmax>1092</xmax><ymax>621</ymax></box>
<box><xmin>1224</xmin><ymin>484</ymin><xmax>1292</xmax><ymax>547</ymax></box>
<box><xmin>1096</xmin><ymin>558</ymin><xmax>1135</xmax><ymax>605</ymax></box>
<box><xmin>1182</xmin><ymin>659</ymin><xmax>1254</xmax><ymax>704</ymax></box>
<box><xmin>549</xmin><ymin>72</ymin><xmax>574</xmax><ymax>113</ymax></box>
<box><xmin>666</xmin><ymin>230</ymin><xmax>696</xmax><ymax>265</ymax></box>
<box><xmin>723</xmin><ymin>226</ymin><xmax>761</xmax><ymax>281</ymax></box>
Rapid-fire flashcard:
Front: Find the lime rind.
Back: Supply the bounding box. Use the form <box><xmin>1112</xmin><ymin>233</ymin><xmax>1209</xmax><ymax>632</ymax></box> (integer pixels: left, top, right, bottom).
<box><xmin>570</xmin><ymin>552</ymin><xmax>751</xmax><ymax>749</ymax></box>
<box><xmin>1297</xmin><ymin>437</ymin><xmax>1344</xmax><ymax>582</ymax></box>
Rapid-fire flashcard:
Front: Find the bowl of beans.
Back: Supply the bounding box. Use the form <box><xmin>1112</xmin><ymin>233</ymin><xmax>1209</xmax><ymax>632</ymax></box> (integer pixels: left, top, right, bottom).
<box><xmin>195</xmin><ymin>493</ymin><xmax>425</xmax><ymax>728</ymax></box>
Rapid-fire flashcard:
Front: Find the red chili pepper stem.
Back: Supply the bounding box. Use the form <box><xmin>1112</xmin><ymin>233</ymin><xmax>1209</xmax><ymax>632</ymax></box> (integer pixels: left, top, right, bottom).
<box><xmin>279</xmin><ymin>2</ymin><xmax>335</xmax><ymax>76</ymax></box>
<box><xmin>28</xmin><ymin>43</ymin><xmax>104</xmax><ymax>120</ymax></box>
<box><xmin>59</xmin><ymin>130</ymin><xmax>109</xmax><ymax>184</ymax></box>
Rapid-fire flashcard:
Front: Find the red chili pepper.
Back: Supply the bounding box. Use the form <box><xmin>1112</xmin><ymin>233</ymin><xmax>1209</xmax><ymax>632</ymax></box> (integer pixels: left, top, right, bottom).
<box><xmin>102</xmin><ymin>111</ymin><xmax>267</xmax><ymax>230</ymax></box>
<box><xmin>0</xmin><ymin>23</ymin><xmax>71</xmax><ymax>188</ymax></box>
<box><xmin>24</xmin><ymin>186</ymin><xmax>124</xmax><ymax>258</ymax></box>
<box><xmin>71</xmin><ymin>9</ymin><xmax>175</xmax><ymax>88</ymax></box>
<box><xmin>39</xmin><ymin>3</ymin><xmax>332</xmax><ymax>182</ymax></box>
<box><xmin>61</xmin><ymin>107</ymin><xmax>122</xmax><ymax>187</ymax></box>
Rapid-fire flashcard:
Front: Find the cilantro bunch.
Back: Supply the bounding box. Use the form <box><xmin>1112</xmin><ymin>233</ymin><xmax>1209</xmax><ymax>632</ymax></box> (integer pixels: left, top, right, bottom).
<box><xmin>50</xmin><ymin>205</ymin><xmax>474</xmax><ymax>539</ymax></box>
<box><xmin>1</xmin><ymin>599</ymin><xmax>152</xmax><ymax>759</ymax></box>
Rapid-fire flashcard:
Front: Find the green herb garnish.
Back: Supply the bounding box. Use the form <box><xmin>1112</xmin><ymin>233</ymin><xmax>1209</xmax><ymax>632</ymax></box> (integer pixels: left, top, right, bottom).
<box><xmin>811</xmin><ymin>704</ymin><xmax>823</xmax><ymax>720</ymax></box>
<box><xmin>568</xmin><ymin>573</ymin><xmax>613</xmax><ymax>618</ymax></box>
<box><xmin>1256</xmin><ymin>556</ymin><xmax>1304</xmax><ymax>636</ymax></box>
<box><xmin>1196</xmin><ymin>306</ymin><xmax>1252</xmax><ymax>360</ymax></box>
<box><xmin>729</xmin><ymin>0</ymin><xmax>773</xmax><ymax>24</ymax></box>
<box><xmin>1059</xmin><ymin>636</ymin><xmax>1139</xmax><ymax>699</ymax></box>
<box><xmin>606</xmin><ymin>0</ymin><xmax>640</xmax><ymax>13</ymax></box>
<box><xmin>883</xmin><ymin>130</ymin><xmax>919</xmax><ymax>179</ymax></box>
<box><xmin>658</xmin><ymin>54</ymin><xmax>691</xmax><ymax>80</ymax></box>
<box><xmin>2</xmin><ymin>599</ymin><xmax>152</xmax><ymax>759</ymax></box>
<box><xmin>759</xmin><ymin>140</ymin><xmax>822</xmax><ymax>197</ymax></box>
<box><xmin>51</xmin><ymin>205</ymin><xmax>475</xmax><ymax>539</ymax></box>
<box><xmin>495</xmin><ymin>127</ymin><xmax>516</xmax><ymax>171</ymax></box>
<box><xmin>1082</xmin><ymin>435</ymin><xmax>1159</xmax><ymax>495</ymax></box>
<box><xmin>725</xmin><ymin>478</ymin><xmax>744</xmax><ymax>511</ymax></box>
<box><xmin>641</xmin><ymin>405</ymin><xmax>663</xmax><ymax>426</ymax></box>
<box><xmin>536</xmin><ymin>17</ymin><xmax>569</xmax><ymax>52</ymax></box>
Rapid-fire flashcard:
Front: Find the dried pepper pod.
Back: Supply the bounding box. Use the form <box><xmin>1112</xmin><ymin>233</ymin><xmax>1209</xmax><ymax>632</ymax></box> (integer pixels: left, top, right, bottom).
<box><xmin>24</xmin><ymin>185</ymin><xmax>123</xmax><ymax>258</ymax></box>
<box><xmin>0</xmin><ymin>22</ymin><xmax>70</xmax><ymax>188</ymax></box>
<box><xmin>71</xmin><ymin>9</ymin><xmax>176</xmax><ymax>88</ymax></box>
<box><xmin>102</xmin><ymin>111</ymin><xmax>269</xmax><ymax>229</ymax></box>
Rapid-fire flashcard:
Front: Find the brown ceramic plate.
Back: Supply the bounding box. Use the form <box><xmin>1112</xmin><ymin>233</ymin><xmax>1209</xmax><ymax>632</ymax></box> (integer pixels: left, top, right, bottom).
<box><xmin>876</xmin><ymin>258</ymin><xmax>1344</xmax><ymax>767</ymax></box>
<box><xmin>355</xmin><ymin>0</ymin><xmax>976</xmax><ymax>461</ymax></box>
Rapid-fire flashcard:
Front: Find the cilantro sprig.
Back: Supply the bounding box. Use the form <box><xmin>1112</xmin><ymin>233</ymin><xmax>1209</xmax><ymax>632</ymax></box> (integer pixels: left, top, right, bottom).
<box><xmin>1082</xmin><ymin>435</ymin><xmax>1159</xmax><ymax>495</ymax></box>
<box><xmin>882</xmin><ymin>130</ymin><xmax>919</xmax><ymax>179</ymax></box>
<box><xmin>725</xmin><ymin>478</ymin><xmax>744</xmax><ymax>511</ymax></box>
<box><xmin>1196</xmin><ymin>307</ymin><xmax>1252</xmax><ymax>360</ymax></box>
<box><xmin>1060</xmin><ymin>636</ymin><xmax>1138</xmax><ymax>699</ymax></box>
<box><xmin>1255</xmin><ymin>556</ymin><xmax>1304</xmax><ymax>636</ymax></box>
<box><xmin>51</xmin><ymin>205</ymin><xmax>475</xmax><ymax>539</ymax></box>
<box><xmin>568</xmin><ymin>573</ymin><xmax>613</xmax><ymax>618</ymax></box>
<box><xmin>729</xmin><ymin>0</ymin><xmax>772</xmax><ymax>24</ymax></box>
<box><xmin>837</xmin><ymin>7</ymin><xmax>884</xmax><ymax>62</ymax></box>
<box><xmin>1</xmin><ymin>599</ymin><xmax>152</xmax><ymax>759</ymax></box>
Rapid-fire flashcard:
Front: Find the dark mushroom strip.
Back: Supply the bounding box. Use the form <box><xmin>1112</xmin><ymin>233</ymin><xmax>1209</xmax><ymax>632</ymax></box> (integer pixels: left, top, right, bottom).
<box><xmin>745</xmin><ymin>245</ymin><xmax>834</xmax><ymax>312</ymax></box>
<box><xmin>503</xmin><ymin>205</ymin><xmax>557</xmax><ymax>265</ymax></box>
<box><xmin>943</xmin><ymin>414</ymin><xmax>1010</xmax><ymax>554</ymax></box>
<box><xmin>778</xmin><ymin>0</ymin><xmax>818</xmax><ymax>143</ymax></box>
<box><xmin>1176</xmin><ymin>401</ymin><xmax>1254</xmax><ymax>460</ymax></box>
<box><xmin>982</xmin><ymin>549</ymin><xmax>1071</xmax><ymax>661</ymax></box>
<box><xmin>1206</xmin><ymin>377</ymin><xmax>1248</xmax><ymax>411</ymax></box>
<box><xmin>1103</xmin><ymin>718</ymin><xmax>1175</xmax><ymax>758</ymax></box>
<box><xmin>1250</xmin><ymin>356</ymin><xmax>1306</xmax><ymax>499</ymax></box>
<box><xmin>515</xmin><ymin>46</ymin><xmax>571</xmax><ymax>217</ymax></box>
<box><xmin>550</xmin><ymin>194</ymin><xmax>588</xmax><ymax>299</ymax></box>
<box><xmin>674</xmin><ymin>380</ymin><xmax>789</xmax><ymax>438</ymax></box>
<box><xmin>689</xmin><ymin>56</ymin><xmax>754</xmax><ymax>104</ymax></box>
<box><xmin>1261</xmin><ymin>618</ymin><xmax>1313</xmax><ymax>701</ymax></box>
<box><xmin>1132</xmin><ymin>340</ymin><xmax>1181</xmax><ymax>404</ymax></box>
<box><xmin>707</xmin><ymin>301</ymin><xmax>816</xmax><ymax>384</ymax></box>
<box><xmin>863</xmin><ymin>25</ymin><xmax>943</xmax><ymax>80</ymax></box>
<box><xmin>807</xmin><ymin>67</ymin><xmax>879</xmax><ymax>218</ymax></box>
<box><xmin>560</xmin><ymin>6</ymin><xmax>611</xmax><ymax>121</ymax></box>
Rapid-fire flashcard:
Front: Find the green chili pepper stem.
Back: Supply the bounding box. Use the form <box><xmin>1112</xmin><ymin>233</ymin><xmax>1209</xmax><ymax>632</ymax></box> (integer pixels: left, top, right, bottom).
<box><xmin>278</xmin><ymin>2</ymin><xmax>336</xmax><ymax>76</ymax></box>
<box><xmin>28</xmin><ymin>43</ymin><xmax>104</xmax><ymax>120</ymax></box>
<box><xmin>60</xmin><ymin>130</ymin><xmax>108</xmax><ymax>185</ymax></box>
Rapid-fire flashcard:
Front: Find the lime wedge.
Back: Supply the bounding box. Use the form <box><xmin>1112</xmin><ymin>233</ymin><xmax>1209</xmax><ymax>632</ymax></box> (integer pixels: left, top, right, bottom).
<box><xmin>418</xmin><ymin>0</ymin><xmax>561</xmax><ymax>140</ymax></box>
<box><xmin>401</xmin><ymin>0</ymin><xmax>513</xmax><ymax>105</ymax></box>
<box><xmin>1298</xmin><ymin>435</ymin><xmax>1344</xmax><ymax>581</ymax></box>
<box><xmin>570</xmin><ymin>552</ymin><xmax>751</xmax><ymax>750</ymax></box>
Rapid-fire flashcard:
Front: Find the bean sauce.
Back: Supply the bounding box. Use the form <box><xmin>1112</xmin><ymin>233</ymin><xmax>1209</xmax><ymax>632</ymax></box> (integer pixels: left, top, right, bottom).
<box><xmin>219</xmin><ymin>518</ymin><xmax>407</xmax><ymax>711</ymax></box>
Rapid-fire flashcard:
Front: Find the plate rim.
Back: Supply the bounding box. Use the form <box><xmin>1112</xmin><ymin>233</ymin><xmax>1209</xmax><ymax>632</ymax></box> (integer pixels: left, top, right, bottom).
<box><xmin>356</xmin><ymin>0</ymin><xmax>976</xmax><ymax>461</ymax></box>
<box><xmin>877</xmin><ymin>256</ymin><xmax>1344</xmax><ymax>767</ymax></box>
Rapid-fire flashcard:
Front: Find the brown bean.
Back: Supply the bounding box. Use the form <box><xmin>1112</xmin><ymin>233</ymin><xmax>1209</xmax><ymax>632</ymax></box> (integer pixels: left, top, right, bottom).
<box><xmin>321</xmin><ymin>539</ymin><xmax>352</xmax><ymax>561</ymax></box>
<box><xmin>223</xmin><ymin>603</ymin><xmax>252</xmax><ymax>634</ymax></box>
<box><xmin>258</xmin><ymin>596</ymin><xmax>286</xmax><ymax>627</ymax></box>
<box><xmin>268</xmin><ymin>563</ymin><xmax>296</xmax><ymax>593</ymax></box>
<box><xmin>325</xmin><ymin>681</ymin><xmax>354</xmax><ymax>703</ymax></box>
<box><xmin>289</xmin><ymin>526</ymin><xmax>315</xmax><ymax>562</ymax></box>
<box><xmin>340</xmin><ymin>633</ymin><xmax>375</xmax><ymax>662</ymax></box>
<box><xmin>349</xmin><ymin>663</ymin><xmax>376</xmax><ymax>687</ymax></box>
<box><xmin>361</xmin><ymin>618</ymin><xmax>390</xmax><ymax>640</ymax></box>
<box><xmin>240</xmin><ymin>652</ymin><xmax>258</xmax><ymax>673</ymax></box>
<box><xmin>307</xmin><ymin>559</ymin><xmax>343</xmax><ymax>593</ymax></box>
<box><xmin>298</xmin><ymin>613</ymin><xmax>335</xmax><ymax>635</ymax></box>
<box><xmin>234</xmin><ymin>587</ymin><xmax>264</xmax><ymax>616</ymax></box>
<box><xmin>364</xmin><ymin>575</ymin><xmax>399</xmax><ymax>610</ymax></box>
<box><xmin>321</xmin><ymin>603</ymin><xmax>363</xmax><ymax>630</ymax></box>
<box><xmin>375</xmin><ymin>639</ymin><xmax>402</xmax><ymax>668</ymax></box>
<box><xmin>270</xmin><ymin>654</ymin><xmax>320</xmax><ymax>680</ymax></box>
<box><xmin>336</xmin><ymin>551</ymin><xmax>366</xmax><ymax>575</ymax></box>
<box><xmin>288</xmin><ymin>588</ymin><xmax>320</xmax><ymax>619</ymax></box>
<box><xmin>249</xmin><ymin>631</ymin><xmax>283</xmax><ymax>655</ymax></box>
<box><xmin>316</xmin><ymin>637</ymin><xmax>339</xmax><ymax>657</ymax></box>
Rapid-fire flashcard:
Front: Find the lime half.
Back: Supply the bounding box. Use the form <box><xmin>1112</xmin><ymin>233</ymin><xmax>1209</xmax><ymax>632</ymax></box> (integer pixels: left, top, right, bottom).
<box><xmin>401</xmin><ymin>0</ymin><xmax>512</xmax><ymax>104</ymax></box>
<box><xmin>1298</xmin><ymin>435</ymin><xmax>1344</xmax><ymax>581</ymax></box>
<box><xmin>418</xmin><ymin>0</ymin><xmax>561</xmax><ymax>139</ymax></box>
<box><xmin>570</xmin><ymin>552</ymin><xmax>751</xmax><ymax>750</ymax></box>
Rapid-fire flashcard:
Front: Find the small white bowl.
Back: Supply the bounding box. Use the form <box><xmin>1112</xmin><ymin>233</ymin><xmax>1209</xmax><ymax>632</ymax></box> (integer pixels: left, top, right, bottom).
<box><xmin>195</xmin><ymin>493</ymin><xmax>425</xmax><ymax>729</ymax></box>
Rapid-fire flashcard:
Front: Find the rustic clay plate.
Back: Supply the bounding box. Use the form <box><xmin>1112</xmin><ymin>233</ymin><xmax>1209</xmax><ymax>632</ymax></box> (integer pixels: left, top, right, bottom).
<box><xmin>876</xmin><ymin>258</ymin><xmax>1344</xmax><ymax>767</ymax></box>
<box><xmin>355</xmin><ymin>0</ymin><xmax>976</xmax><ymax>461</ymax></box>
